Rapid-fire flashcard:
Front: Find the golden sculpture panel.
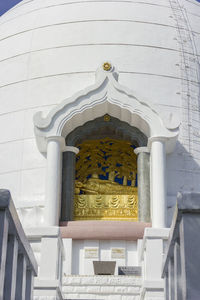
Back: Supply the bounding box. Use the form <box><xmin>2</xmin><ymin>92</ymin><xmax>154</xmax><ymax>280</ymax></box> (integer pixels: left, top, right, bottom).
<box><xmin>74</xmin><ymin>193</ymin><xmax>138</xmax><ymax>221</ymax></box>
<box><xmin>74</xmin><ymin>137</ymin><xmax>138</xmax><ymax>221</ymax></box>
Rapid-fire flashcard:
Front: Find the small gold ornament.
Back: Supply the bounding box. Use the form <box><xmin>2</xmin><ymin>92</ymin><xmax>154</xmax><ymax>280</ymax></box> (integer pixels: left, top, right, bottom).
<box><xmin>104</xmin><ymin>114</ymin><xmax>111</xmax><ymax>122</ymax></box>
<box><xmin>103</xmin><ymin>62</ymin><xmax>112</xmax><ymax>71</ymax></box>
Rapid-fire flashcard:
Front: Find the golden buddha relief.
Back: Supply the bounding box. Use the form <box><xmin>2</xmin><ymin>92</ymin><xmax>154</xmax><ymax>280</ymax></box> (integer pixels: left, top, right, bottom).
<box><xmin>74</xmin><ymin>138</ymin><xmax>138</xmax><ymax>221</ymax></box>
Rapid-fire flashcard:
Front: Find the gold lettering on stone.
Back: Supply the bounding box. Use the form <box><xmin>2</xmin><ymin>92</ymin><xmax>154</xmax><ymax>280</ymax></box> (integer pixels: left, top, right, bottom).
<box><xmin>85</xmin><ymin>248</ymin><xmax>99</xmax><ymax>259</ymax></box>
<box><xmin>111</xmin><ymin>248</ymin><xmax>126</xmax><ymax>259</ymax></box>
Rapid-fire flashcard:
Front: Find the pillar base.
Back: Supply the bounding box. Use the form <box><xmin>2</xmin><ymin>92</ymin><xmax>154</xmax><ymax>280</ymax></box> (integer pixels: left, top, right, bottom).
<box><xmin>34</xmin><ymin>279</ymin><xmax>63</xmax><ymax>300</ymax></box>
<box><xmin>139</xmin><ymin>228</ymin><xmax>169</xmax><ymax>300</ymax></box>
<box><xmin>140</xmin><ymin>280</ymin><xmax>164</xmax><ymax>300</ymax></box>
<box><xmin>26</xmin><ymin>227</ymin><xmax>65</xmax><ymax>300</ymax></box>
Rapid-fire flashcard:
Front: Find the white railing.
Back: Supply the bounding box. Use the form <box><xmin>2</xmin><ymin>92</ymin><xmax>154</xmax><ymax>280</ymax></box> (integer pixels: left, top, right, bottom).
<box><xmin>0</xmin><ymin>189</ymin><xmax>37</xmax><ymax>300</ymax></box>
<box><xmin>162</xmin><ymin>192</ymin><xmax>200</xmax><ymax>300</ymax></box>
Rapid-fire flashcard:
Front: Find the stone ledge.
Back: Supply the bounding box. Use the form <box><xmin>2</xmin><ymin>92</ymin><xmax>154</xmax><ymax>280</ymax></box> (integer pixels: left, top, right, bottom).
<box><xmin>60</xmin><ymin>221</ymin><xmax>151</xmax><ymax>240</ymax></box>
<box><xmin>62</xmin><ymin>275</ymin><xmax>141</xmax><ymax>299</ymax></box>
<box><xmin>26</xmin><ymin>226</ymin><xmax>60</xmax><ymax>238</ymax></box>
<box><xmin>63</xmin><ymin>275</ymin><xmax>142</xmax><ymax>286</ymax></box>
<box><xmin>62</xmin><ymin>285</ymin><xmax>140</xmax><ymax>294</ymax></box>
<box><xmin>139</xmin><ymin>227</ymin><xmax>170</xmax><ymax>262</ymax></box>
<box><xmin>64</xmin><ymin>294</ymin><xmax>140</xmax><ymax>300</ymax></box>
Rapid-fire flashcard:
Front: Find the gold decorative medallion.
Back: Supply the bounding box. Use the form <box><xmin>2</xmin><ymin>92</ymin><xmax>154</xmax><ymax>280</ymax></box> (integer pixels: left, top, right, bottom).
<box><xmin>104</xmin><ymin>114</ymin><xmax>111</xmax><ymax>122</ymax></box>
<box><xmin>103</xmin><ymin>62</ymin><xmax>112</xmax><ymax>71</ymax></box>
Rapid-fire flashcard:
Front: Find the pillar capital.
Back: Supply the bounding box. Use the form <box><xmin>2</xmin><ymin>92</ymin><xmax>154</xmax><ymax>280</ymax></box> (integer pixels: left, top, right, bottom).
<box><xmin>148</xmin><ymin>136</ymin><xmax>168</xmax><ymax>150</ymax></box>
<box><xmin>134</xmin><ymin>147</ymin><xmax>149</xmax><ymax>155</ymax></box>
<box><xmin>64</xmin><ymin>146</ymin><xmax>79</xmax><ymax>155</ymax></box>
<box><xmin>46</xmin><ymin>136</ymin><xmax>65</xmax><ymax>151</ymax></box>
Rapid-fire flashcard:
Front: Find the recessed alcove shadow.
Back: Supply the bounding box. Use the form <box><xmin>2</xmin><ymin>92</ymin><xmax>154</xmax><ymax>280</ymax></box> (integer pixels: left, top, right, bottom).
<box><xmin>65</xmin><ymin>115</ymin><xmax>147</xmax><ymax>147</ymax></box>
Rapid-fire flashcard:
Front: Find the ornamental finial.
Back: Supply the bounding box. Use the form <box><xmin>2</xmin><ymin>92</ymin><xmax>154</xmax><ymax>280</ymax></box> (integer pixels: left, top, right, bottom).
<box><xmin>103</xmin><ymin>62</ymin><xmax>112</xmax><ymax>71</ymax></box>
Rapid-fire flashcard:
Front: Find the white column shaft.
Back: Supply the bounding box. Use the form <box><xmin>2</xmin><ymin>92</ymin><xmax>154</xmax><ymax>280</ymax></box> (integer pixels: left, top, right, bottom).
<box><xmin>151</xmin><ymin>139</ymin><xmax>166</xmax><ymax>228</ymax></box>
<box><xmin>45</xmin><ymin>138</ymin><xmax>62</xmax><ymax>226</ymax></box>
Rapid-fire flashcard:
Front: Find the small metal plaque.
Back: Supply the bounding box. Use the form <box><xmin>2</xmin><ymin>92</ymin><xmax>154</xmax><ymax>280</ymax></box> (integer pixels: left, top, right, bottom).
<box><xmin>84</xmin><ymin>248</ymin><xmax>98</xmax><ymax>259</ymax></box>
<box><xmin>111</xmin><ymin>248</ymin><xmax>125</xmax><ymax>259</ymax></box>
<box><xmin>118</xmin><ymin>266</ymin><xmax>141</xmax><ymax>276</ymax></box>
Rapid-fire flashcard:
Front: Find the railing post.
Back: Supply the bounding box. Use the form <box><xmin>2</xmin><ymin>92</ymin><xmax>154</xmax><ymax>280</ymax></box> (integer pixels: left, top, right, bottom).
<box><xmin>174</xmin><ymin>241</ymin><xmax>181</xmax><ymax>300</ymax></box>
<box><xmin>25</xmin><ymin>269</ymin><xmax>34</xmax><ymax>300</ymax></box>
<box><xmin>3</xmin><ymin>235</ymin><xmax>18</xmax><ymax>300</ymax></box>
<box><xmin>15</xmin><ymin>254</ymin><xmax>27</xmax><ymax>300</ymax></box>
<box><xmin>179</xmin><ymin>213</ymin><xmax>200</xmax><ymax>299</ymax></box>
<box><xmin>168</xmin><ymin>258</ymin><xmax>174</xmax><ymax>300</ymax></box>
<box><xmin>0</xmin><ymin>211</ymin><xmax>9</xmax><ymax>299</ymax></box>
<box><xmin>165</xmin><ymin>270</ymin><xmax>169</xmax><ymax>300</ymax></box>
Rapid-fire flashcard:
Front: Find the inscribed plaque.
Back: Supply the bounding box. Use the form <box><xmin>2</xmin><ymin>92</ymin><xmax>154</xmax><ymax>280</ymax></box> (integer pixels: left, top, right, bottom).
<box><xmin>84</xmin><ymin>248</ymin><xmax>99</xmax><ymax>259</ymax></box>
<box><xmin>118</xmin><ymin>266</ymin><xmax>141</xmax><ymax>276</ymax></box>
<box><xmin>111</xmin><ymin>248</ymin><xmax>125</xmax><ymax>259</ymax></box>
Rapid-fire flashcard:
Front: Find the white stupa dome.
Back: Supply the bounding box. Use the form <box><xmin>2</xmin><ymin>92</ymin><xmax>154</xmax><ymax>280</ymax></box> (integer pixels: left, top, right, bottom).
<box><xmin>0</xmin><ymin>0</ymin><xmax>199</xmax><ymax>225</ymax></box>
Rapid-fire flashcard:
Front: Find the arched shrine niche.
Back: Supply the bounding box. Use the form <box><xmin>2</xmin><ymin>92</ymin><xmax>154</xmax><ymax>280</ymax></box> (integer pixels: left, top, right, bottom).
<box><xmin>61</xmin><ymin>115</ymin><xmax>147</xmax><ymax>222</ymax></box>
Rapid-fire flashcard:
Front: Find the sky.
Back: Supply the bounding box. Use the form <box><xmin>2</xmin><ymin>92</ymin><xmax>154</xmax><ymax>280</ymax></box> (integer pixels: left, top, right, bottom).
<box><xmin>0</xmin><ymin>0</ymin><xmax>200</xmax><ymax>16</ymax></box>
<box><xmin>0</xmin><ymin>0</ymin><xmax>22</xmax><ymax>16</ymax></box>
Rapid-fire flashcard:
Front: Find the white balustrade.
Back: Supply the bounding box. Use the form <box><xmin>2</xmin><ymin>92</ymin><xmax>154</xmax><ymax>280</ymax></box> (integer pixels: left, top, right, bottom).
<box><xmin>0</xmin><ymin>189</ymin><xmax>37</xmax><ymax>300</ymax></box>
<box><xmin>162</xmin><ymin>192</ymin><xmax>200</xmax><ymax>300</ymax></box>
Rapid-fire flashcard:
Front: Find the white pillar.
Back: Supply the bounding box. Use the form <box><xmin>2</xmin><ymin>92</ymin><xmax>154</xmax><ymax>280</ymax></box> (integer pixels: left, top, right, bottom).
<box><xmin>45</xmin><ymin>136</ymin><xmax>64</xmax><ymax>226</ymax></box>
<box><xmin>150</xmin><ymin>137</ymin><xmax>166</xmax><ymax>228</ymax></box>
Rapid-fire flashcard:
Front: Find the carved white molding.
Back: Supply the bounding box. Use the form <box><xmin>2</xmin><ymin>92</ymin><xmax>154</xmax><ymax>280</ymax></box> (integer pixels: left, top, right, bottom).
<box><xmin>64</xmin><ymin>146</ymin><xmax>79</xmax><ymax>154</ymax></box>
<box><xmin>34</xmin><ymin>65</ymin><xmax>179</xmax><ymax>153</ymax></box>
<box><xmin>17</xmin><ymin>206</ymin><xmax>45</xmax><ymax>228</ymax></box>
<box><xmin>134</xmin><ymin>147</ymin><xmax>150</xmax><ymax>155</ymax></box>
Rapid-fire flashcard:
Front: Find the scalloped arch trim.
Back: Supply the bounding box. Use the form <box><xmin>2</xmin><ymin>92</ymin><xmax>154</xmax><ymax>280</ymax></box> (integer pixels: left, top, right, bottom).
<box><xmin>34</xmin><ymin>65</ymin><xmax>179</xmax><ymax>153</ymax></box>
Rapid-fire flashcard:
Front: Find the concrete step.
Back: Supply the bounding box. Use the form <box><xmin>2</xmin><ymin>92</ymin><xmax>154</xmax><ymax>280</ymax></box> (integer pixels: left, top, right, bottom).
<box><xmin>63</xmin><ymin>275</ymin><xmax>141</xmax><ymax>300</ymax></box>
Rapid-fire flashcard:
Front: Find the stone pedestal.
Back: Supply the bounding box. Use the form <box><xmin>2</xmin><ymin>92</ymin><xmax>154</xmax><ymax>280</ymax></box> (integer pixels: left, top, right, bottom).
<box><xmin>26</xmin><ymin>227</ymin><xmax>65</xmax><ymax>300</ymax></box>
<box><xmin>139</xmin><ymin>227</ymin><xmax>169</xmax><ymax>299</ymax></box>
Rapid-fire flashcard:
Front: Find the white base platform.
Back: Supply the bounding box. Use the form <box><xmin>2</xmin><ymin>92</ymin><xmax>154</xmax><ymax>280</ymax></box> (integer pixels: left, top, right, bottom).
<box><xmin>63</xmin><ymin>275</ymin><xmax>141</xmax><ymax>300</ymax></box>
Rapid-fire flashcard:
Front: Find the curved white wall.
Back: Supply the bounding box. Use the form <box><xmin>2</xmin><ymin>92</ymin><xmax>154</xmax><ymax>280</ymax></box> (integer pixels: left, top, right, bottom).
<box><xmin>0</xmin><ymin>0</ymin><xmax>199</xmax><ymax>225</ymax></box>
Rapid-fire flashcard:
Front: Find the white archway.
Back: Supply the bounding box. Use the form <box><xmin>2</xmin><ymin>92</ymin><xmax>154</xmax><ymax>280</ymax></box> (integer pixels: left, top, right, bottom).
<box><xmin>34</xmin><ymin>64</ymin><xmax>179</xmax><ymax>228</ymax></box>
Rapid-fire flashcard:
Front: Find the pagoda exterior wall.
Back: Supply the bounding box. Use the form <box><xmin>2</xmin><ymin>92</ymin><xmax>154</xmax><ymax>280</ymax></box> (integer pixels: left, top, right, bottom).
<box><xmin>0</xmin><ymin>0</ymin><xmax>199</xmax><ymax>226</ymax></box>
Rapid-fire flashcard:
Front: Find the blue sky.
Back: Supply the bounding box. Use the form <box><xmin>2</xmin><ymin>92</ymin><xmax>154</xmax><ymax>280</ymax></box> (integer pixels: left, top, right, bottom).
<box><xmin>0</xmin><ymin>0</ymin><xmax>200</xmax><ymax>16</ymax></box>
<box><xmin>0</xmin><ymin>0</ymin><xmax>22</xmax><ymax>16</ymax></box>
